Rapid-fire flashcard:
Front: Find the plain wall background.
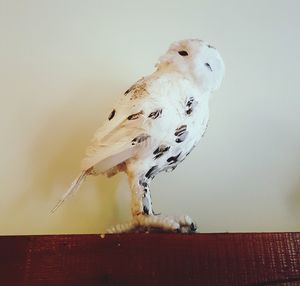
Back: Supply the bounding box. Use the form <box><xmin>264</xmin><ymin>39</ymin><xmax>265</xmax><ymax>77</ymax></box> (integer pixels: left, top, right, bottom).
<box><xmin>1</xmin><ymin>0</ymin><xmax>300</xmax><ymax>234</ymax></box>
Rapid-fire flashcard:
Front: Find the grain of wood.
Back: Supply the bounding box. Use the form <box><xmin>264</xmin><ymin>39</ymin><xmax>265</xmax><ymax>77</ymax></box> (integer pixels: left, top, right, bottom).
<box><xmin>1</xmin><ymin>233</ymin><xmax>300</xmax><ymax>286</ymax></box>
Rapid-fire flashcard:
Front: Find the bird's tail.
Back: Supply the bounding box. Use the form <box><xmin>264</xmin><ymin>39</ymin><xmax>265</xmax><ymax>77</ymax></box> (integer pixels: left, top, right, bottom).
<box><xmin>50</xmin><ymin>171</ymin><xmax>87</xmax><ymax>214</ymax></box>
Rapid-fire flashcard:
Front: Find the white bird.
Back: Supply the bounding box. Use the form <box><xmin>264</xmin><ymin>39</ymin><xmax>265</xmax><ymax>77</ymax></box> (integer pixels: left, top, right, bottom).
<box><xmin>52</xmin><ymin>39</ymin><xmax>225</xmax><ymax>233</ymax></box>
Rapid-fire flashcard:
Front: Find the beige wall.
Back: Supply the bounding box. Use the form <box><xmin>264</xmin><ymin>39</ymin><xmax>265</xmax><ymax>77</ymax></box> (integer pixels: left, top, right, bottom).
<box><xmin>1</xmin><ymin>0</ymin><xmax>300</xmax><ymax>234</ymax></box>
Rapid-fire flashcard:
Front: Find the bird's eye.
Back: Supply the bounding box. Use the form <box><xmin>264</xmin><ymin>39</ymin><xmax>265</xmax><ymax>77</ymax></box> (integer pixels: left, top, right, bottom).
<box><xmin>178</xmin><ymin>50</ymin><xmax>188</xmax><ymax>56</ymax></box>
<box><xmin>205</xmin><ymin>63</ymin><xmax>213</xmax><ymax>71</ymax></box>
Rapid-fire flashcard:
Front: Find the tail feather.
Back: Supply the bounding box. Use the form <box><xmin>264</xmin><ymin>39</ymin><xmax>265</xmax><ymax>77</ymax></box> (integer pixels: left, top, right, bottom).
<box><xmin>50</xmin><ymin>171</ymin><xmax>87</xmax><ymax>214</ymax></box>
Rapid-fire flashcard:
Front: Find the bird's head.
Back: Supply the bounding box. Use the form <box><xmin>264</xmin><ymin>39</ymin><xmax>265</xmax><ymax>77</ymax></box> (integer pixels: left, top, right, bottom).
<box><xmin>156</xmin><ymin>39</ymin><xmax>225</xmax><ymax>92</ymax></box>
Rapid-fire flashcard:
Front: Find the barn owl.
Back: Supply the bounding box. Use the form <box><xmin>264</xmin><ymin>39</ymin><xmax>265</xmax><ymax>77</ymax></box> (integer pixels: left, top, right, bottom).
<box><xmin>52</xmin><ymin>39</ymin><xmax>225</xmax><ymax>233</ymax></box>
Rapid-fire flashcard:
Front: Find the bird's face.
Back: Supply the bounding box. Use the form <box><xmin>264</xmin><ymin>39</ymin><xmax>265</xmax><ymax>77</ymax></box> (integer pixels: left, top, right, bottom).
<box><xmin>157</xmin><ymin>39</ymin><xmax>225</xmax><ymax>92</ymax></box>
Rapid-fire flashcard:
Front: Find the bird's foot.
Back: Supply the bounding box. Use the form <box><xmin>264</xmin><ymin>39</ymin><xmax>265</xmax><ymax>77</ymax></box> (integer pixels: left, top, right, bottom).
<box><xmin>106</xmin><ymin>214</ymin><xmax>197</xmax><ymax>234</ymax></box>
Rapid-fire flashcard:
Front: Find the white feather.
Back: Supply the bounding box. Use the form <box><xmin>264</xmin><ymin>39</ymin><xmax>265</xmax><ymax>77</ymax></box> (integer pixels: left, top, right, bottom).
<box><xmin>51</xmin><ymin>171</ymin><xmax>86</xmax><ymax>213</ymax></box>
<box><xmin>52</xmin><ymin>39</ymin><xmax>225</xmax><ymax>213</ymax></box>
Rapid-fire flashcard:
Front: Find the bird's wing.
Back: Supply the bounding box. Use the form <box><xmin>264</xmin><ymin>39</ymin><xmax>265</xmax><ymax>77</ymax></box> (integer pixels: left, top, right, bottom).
<box><xmin>81</xmin><ymin>80</ymin><xmax>153</xmax><ymax>173</ymax></box>
<box><xmin>81</xmin><ymin>73</ymin><xmax>192</xmax><ymax>173</ymax></box>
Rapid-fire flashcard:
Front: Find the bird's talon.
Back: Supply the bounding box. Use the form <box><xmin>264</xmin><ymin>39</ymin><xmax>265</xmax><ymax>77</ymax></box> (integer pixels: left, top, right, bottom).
<box><xmin>190</xmin><ymin>222</ymin><xmax>197</xmax><ymax>232</ymax></box>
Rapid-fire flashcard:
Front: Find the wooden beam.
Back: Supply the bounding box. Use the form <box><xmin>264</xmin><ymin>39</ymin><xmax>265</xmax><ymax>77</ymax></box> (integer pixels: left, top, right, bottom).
<box><xmin>1</xmin><ymin>233</ymin><xmax>300</xmax><ymax>285</ymax></box>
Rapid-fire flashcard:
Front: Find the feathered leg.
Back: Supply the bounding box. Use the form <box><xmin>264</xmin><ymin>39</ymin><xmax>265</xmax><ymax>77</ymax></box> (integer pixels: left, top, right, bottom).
<box><xmin>106</xmin><ymin>169</ymin><xmax>197</xmax><ymax>233</ymax></box>
<box><xmin>128</xmin><ymin>173</ymin><xmax>154</xmax><ymax>217</ymax></box>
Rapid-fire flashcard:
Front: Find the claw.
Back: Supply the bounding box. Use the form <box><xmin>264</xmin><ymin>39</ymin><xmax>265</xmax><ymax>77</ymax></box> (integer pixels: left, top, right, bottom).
<box><xmin>190</xmin><ymin>222</ymin><xmax>197</xmax><ymax>232</ymax></box>
<box><xmin>106</xmin><ymin>214</ymin><xmax>197</xmax><ymax>234</ymax></box>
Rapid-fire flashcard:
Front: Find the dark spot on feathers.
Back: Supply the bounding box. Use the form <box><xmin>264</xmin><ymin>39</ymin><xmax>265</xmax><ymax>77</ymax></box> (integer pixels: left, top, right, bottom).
<box><xmin>127</xmin><ymin>110</ymin><xmax>143</xmax><ymax>120</ymax></box>
<box><xmin>108</xmin><ymin>109</ymin><xmax>116</xmax><ymax>120</ymax></box>
<box><xmin>131</xmin><ymin>134</ymin><xmax>150</xmax><ymax>146</ymax></box>
<box><xmin>178</xmin><ymin>50</ymin><xmax>188</xmax><ymax>56</ymax></box>
<box><xmin>205</xmin><ymin>63</ymin><xmax>213</xmax><ymax>71</ymax></box>
<box><xmin>186</xmin><ymin>97</ymin><xmax>197</xmax><ymax>115</ymax></box>
<box><xmin>167</xmin><ymin>152</ymin><xmax>182</xmax><ymax>165</ymax></box>
<box><xmin>124</xmin><ymin>89</ymin><xmax>130</xmax><ymax>95</ymax></box>
<box><xmin>186</xmin><ymin>97</ymin><xmax>194</xmax><ymax>107</ymax></box>
<box><xmin>186</xmin><ymin>108</ymin><xmax>193</xmax><ymax>115</ymax></box>
<box><xmin>145</xmin><ymin>166</ymin><xmax>158</xmax><ymax>179</ymax></box>
<box><xmin>141</xmin><ymin>182</ymin><xmax>148</xmax><ymax>189</ymax></box>
<box><xmin>148</xmin><ymin>109</ymin><xmax>162</xmax><ymax>119</ymax></box>
<box><xmin>175</xmin><ymin>133</ymin><xmax>188</xmax><ymax>143</ymax></box>
<box><xmin>139</xmin><ymin>178</ymin><xmax>148</xmax><ymax>188</ymax></box>
<box><xmin>174</xmin><ymin>125</ymin><xmax>187</xmax><ymax>136</ymax></box>
<box><xmin>207</xmin><ymin>44</ymin><xmax>216</xmax><ymax>49</ymax></box>
<box><xmin>143</xmin><ymin>205</ymin><xmax>149</xmax><ymax>215</ymax></box>
<box><xmin>141</xmin><ymin>181</ymin><xmax>149</xmax><ymax>196</ymax></box>
<box><xmin>174</xmin><ymin>125</ymin><xmax>188</xmax><ymax>143</ymax></box>
<box><xmin>153</xmin><ymin>145</ymin><xmax>170</xmax><ymax>159</ymax></box>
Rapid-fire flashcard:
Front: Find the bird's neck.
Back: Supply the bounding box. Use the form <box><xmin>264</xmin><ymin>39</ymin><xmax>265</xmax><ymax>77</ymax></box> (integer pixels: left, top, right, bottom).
<box><xmin>153</xmin><ymin>66</ymin><xmax>211</xmax><ymax>97</ymax></box>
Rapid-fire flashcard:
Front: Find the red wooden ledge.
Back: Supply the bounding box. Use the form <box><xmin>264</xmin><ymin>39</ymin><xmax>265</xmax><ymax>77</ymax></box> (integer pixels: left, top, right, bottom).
<box><xmin>1</xmin><ymin>233</ymin><xmax>300</xmax><ymax>286</ymax></box>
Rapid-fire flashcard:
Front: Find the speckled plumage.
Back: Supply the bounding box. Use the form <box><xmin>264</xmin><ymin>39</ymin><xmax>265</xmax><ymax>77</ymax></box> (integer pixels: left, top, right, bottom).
<box><xmin>52</xmin><ymin>39</ymin><xmax>225</xmax><ymax>233</ymax></box>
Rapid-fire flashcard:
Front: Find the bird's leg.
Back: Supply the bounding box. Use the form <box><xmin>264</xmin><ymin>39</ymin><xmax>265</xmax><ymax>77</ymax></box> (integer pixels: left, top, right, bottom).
<box><xmin>106</xmin><ymin>171</ymin><xmax>197</xmax><ymax>233</ymax></box>
<box><xmin>130</xmin><ymin>176</ymin><xmax>154</xmax><ymax>217</ymax></box>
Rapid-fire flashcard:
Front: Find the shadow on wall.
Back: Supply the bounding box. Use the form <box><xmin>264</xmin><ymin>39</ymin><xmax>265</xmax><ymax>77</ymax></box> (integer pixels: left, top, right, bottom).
<box><xmin>6</xmin><ymin>82</ymin><xmax>128</xmax><ymax>234</ymax></box>
<box><xmin>288</xmin><ymin>183</ymin><xmax>300</xmax><ymax>229</ymax></box>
